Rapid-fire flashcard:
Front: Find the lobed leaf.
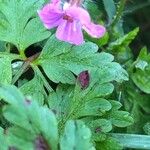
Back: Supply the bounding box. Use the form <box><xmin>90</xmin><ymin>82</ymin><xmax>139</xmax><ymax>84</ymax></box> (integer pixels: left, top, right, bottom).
<box><xmin>37</xmin><ymin>35</ymin><xmax>128</xmax><ymax>84</ymax></box>
<box><xmin>132</xmin><ymin>47</ymin><xmax>150</xmax><ymax>93</ymax></box>
<box><xmin>0</xmin><ymin>57</ymin><xmax>12</xmax><ymax>84</ymax></box>
<box><xmin>60</xmin><ymin>120</ymin><xmax>95</xmax><ymax>150</ymax></box>
<box><xmin>0</xmin><ymin>0</ymin><xmax>50</xmax><ymax>51</ymax></box>
<box><xmin>108</xmin><ymin>27</ymin><xmax>139</xmax><ymax>50</ymax></box>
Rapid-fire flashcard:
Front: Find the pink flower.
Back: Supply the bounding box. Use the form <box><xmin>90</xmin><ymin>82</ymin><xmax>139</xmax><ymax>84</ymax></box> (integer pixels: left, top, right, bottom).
<box><xmin>38</xmin><ymin>0</ymin><xmax>106</xmax><ymax>45</ymax></box>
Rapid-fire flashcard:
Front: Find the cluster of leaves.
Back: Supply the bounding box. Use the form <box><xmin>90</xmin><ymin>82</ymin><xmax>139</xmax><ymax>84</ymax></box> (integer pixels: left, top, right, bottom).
<box><xmin>87</xmin><ymin>0</ymin><xmax>150</xmax><ymax>139</ymax></box>
<box><xmin>0</xmin><ymin>0</ymin><xmax>150</xmax><ymax>150</ymax></box>
<box><xmin>0</xmin><ymin>85</ymin><xmax>97</xmax><ymax>150</ymax></box>
<box><xmin>0</xmin><ymin>79</ymin><xmax>133</xmax><ymax>150</ymax></box>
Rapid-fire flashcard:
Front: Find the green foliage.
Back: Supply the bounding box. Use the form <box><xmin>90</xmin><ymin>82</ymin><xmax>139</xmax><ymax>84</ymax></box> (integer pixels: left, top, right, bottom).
<box><xmin>131</xmin><ymin>47</ymin><xmax>150</xmax><ymax>93</ymax></box>
<box><xmin>96</xmin><ymin>137</ymin><xmax>122</xmax><ymax>150</ymax></box>
<box><xmin>0</xmin><ymin>85</ymin><xmax>57</xmax><ymax>149</ymax></box>
<box><xmin>123</xmin><ymin>81</ymin><xmax>150</xmax><ymax>134</ymax></box>
<box><xmin>0</xmin><ymin>41</ymin><xmax>6</xmax><ymax>52</ymax></box>
<box><xmin>0</xmin><ymin>85</ymin><xmax>95</xmax><ymax>150</ymax></box>
<box><xmin>0</xmin><ymin>86</ymin><xmax>132</xmax><ymax>150</ymax></box>
<box><xmin>0</xmin><ymin>0</ymin><xmax>149</xmax><ymax>149</ymax></box>
<box><xmin>124</xmin><ymin>47</ymin><xmax>150</xmax><ymax>134</ymax></box>
<box><xmin>108</xmin><ymin>27</ymin><xmax>139</xmax><ymax>62</ymax></box>
<box><xmin>48</xmin><ymin>69</ymin><xmax>132</xmax><ymax>144</ymax></box>
<box><xmin>0</xmin><ymin>127</ymin><xmax>8</xmax><ymax>150</ymax></box>
<box><xmin>108</xmin><ymin>27</ymin><xmax>139</xmax><ymax>51</ymax></box>
<box><xmin>60</xmin><ymin>120</ymin><xmax>95</xmax><ymax>150</ymax></box>
<box><xmin>20</xmin><ymin>70</ymin><xmax>46</xmax><ymax>105</ymax></box>
<box><xmin>0</xmin><ymin>0</ymin><xmax>50</xmax><ymax>51</ymax></box>
<box><xmin>106</xmin><ymin>101</ymin><xmax>133</xmax><ymax>128</ymax></box>
<box><xmin>102</xmin><ymin>0</ymin><xmax>116</xmax><ymax>24</ymax></box>
<box><xmin>37</xmin><ymin>35</ymin><xmax>128</xmax><ymax>84</ymax></box>
<box><xmin>83</xmin><ymin>0</ymin><xmax>101</xmax><ymax>20</ymax></box>
<box><xmin>0</xmin><ymin>57</ymin><xmax>12</xmax><ymax>84</ymax></box>
<box><xmin>143</xmin><ymin>122</ymin><xmax>150</xmax><ymax>135</ymax></box>
<box><xmin>111</xmin><ymin>133</ymin><xmax>150</xmax><ymax>149</ymax></box>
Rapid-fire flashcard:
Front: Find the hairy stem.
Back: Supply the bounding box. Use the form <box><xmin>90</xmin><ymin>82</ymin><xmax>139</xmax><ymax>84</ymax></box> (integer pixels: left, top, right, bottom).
<box><xmin>110</xmin><ymin>0</ymin><xmax>126</xmax><ymax>28</ymax></box>
<box><xmin>11</xmin><ymin>52</ymin><xmax>41</xmax><ymax>84</ymax></box>
<box><xmin>32</xmin><ymin>65</ymin><xmax>53</xmax><ymax>93</ymax></box>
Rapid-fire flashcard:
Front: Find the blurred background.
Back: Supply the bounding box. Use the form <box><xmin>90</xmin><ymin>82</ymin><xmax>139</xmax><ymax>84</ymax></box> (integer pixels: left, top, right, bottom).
<box><xmin>123</xmin><ymin>0</ymin><xmax>150</xmax><ymax>53</ymax></box>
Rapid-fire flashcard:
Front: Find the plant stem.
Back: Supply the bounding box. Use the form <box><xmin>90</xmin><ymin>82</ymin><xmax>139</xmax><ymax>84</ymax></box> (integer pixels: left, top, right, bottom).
<box><xmin>0</xmin><ymin>52</ymin><xmax>22</xmax><ymax>60</ymax></box>
<box><xmin>110</xmin><ymin>0</ymin><xmax>126</xmax><ymax>28</ymax></box>
<box><xmin>19</xmin><ymin>50</ymin><xmax>26</xmax><ymax>59</ymax></box>
<box><xmin>32</xmin><ymin>65</ymin><xmax>53</xmax><ymax>93</ymax></box>
<box><xmin>111</xmin><ymin>133</ymin><xmax>150</xmax><ymax>149</ymax></box>
<box><xmin>11</xmin><ymin>51</ymin><xmax>41</xmax><ymax>84</ymax></box>
<box><xmin>11</xmin><ymin>61</ymin><xmax>30</xmax><ymax>84</ymax></box>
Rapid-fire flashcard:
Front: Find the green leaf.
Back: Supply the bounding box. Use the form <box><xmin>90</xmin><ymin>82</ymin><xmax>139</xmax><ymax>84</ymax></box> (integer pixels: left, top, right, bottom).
<box><xmin>0</xmin><ymin>52</ymin><xmax>21</xmax><ymax>60</ymax></box>
<box><xmin>108</xmin><ymin>111</ymin><xmax>134</xmax><ymax>127</ymax></box>
<box><xmin>60</xmin><ymin>120</ymin><xmax>95</xmax><ymax>150</ymax></box>
<box><xmin>20</xmin><ymin>17</ymin><xmax>51</xmax><ymax>51</ymax></box>
<box><xmin>87</xmin><ymin>119</ymin><xmax>112</xmax><ymax>133</ymax></box>
<box><xmin>76</xmin><ymin>98</ymin><xmax>112</xmax><ymax>117</ymax></box>
<box><xmin>123</xmin><ymin>81</ymin><xmax>150</xmax><ymax>133</ymax></box>
<box><xmin>111</xmin><ymin>133</ymin><xmax>150</xmax><ymax>150</ymax></box>
<box><xmin>37</xmin><ymin>35</ymin><xmax>128</xmax><ymax>84</ymax></box>
<box><xmin>48</xmin><ymin>84</ymin><xmax>73</xmax><ymax>122</ymax></box>
<box><xmin>84</xmin><ymin>83</ymin><xmax>114</xmax><ymax>100</ymax></box>
<box><xmin>102</xmin><ymin>0</ymin><xmax>116</xmax><ymax>23</ymax></box>
<box><xmin>96</xmin><ymin>137</ymin><xmax>122</xmax><ymax>150</ymax></box>
<box><xmin>0</xmin><ymin>85</ymin><xmax>24</xmax><ymax>105</ymax></box>
<box><xmin>48</xmin><ymin>72</ymin><xmax>115</xmax><ymax>123</ymax></box>
<box><xmin>83</xmin><ymin>0</ymin><xmax>100</xmax><ymax>20</ymax></box>
<box><xmin>83</xmin><ymin>118</ymin><xmax>112</xmax><ymax>141</ymax></box>
<box><xmin>3</xmin><ymin>105</ymin><xmax>31</xmax><ymax>130</ymax></box>
<box><xmin>0</xmin><ymin>85</ymin><xmax>58</xmax><ymax>150</ymax></box>
<box><xmin>20</xmin><ymin>70</ymin><xmax>46</xmax><ymax>105</ymax></box>
<box><xmin>0</xmin><ymin>128</ymin><xmax>8</xmax><ymax>150</ymax></box>
<box><xmin>48</xmin><ymin>70</ymin><xmax>130</xmax><ymax>136</ymax></box>
<box><xmin>135</xmin><ymin>60</ymin><xmax>148</xmax><ymax>71</ymax></box>
<box><xmin>108</xmin><ymin>27</ymin><xmax>139</xmax><ymax>50</ymax></box>
<box><xmin>109</xmin><ymin>100</ymin><xmax>122</xmax><ymax>111</ymax></box>
<box><xmin>132</xmin><ymin>47</ymin><xmax>150</xmax><ymax>93</ymax></box>
<box><xmin>143</xmin><ymin>122</ymin><xmax>150</xmax><ymax>135</ymax></box>
<box><xmin>7</xmin><ymin>127</ymin><xmax>35</xmax><ymax>150</ymax></box>
<box><xmin>0</xmin><ymin>41</ymin><xmax>6</xmax><ymax>52</ymax></box>
<box><xmin>0</xmin><ymin>0</ymin><xmax>50</xmax><ymax>51</ymax></box>
<box><xmin>5</xmin><ymin>104</ymin><xmax>58</xmax><ymax>150</ymax></box>
<box><xmin>0</xmin><ymin>57</ymin><xmax>12</xmax><ymax>84</ymax></box>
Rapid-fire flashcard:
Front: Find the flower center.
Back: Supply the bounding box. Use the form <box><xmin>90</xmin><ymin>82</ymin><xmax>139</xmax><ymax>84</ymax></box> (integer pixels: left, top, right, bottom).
<box><xmin>63</xmin><ymin>15</ymin><xmax>73</xmax><ymax>23</ymax></box>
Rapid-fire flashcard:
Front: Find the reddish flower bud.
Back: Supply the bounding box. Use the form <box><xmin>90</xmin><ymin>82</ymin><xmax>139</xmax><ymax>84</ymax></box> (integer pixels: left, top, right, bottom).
<box><xmin>78</xmin><ymin>70</ymin><xmax>90</xmax><ymax>89</ymax></box>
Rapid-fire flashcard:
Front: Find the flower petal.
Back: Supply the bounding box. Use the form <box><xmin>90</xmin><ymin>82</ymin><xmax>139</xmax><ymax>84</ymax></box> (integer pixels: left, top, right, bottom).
<box><xmin>65</xmin><ymin>6</ymin><xmax>106</xmax><ymax>38</ymax></box>
<box><xmin>56</xmin><ymin>20</ymin><xmax>84</xmax><ymax>45</ymax></box>
<box><xmin>65</xmin><ymin>6</ymin><xmax>91</xmax><ymax>25</ymax></box>
<box><xmin>83</xmin><ymin>23</ymin><xmax>106</xmax><ymax>38</ymax></box>
<box><xmin>38</xmin><ymin>3</ymin><xmax>63</xmax><ymax>29</ymax></box>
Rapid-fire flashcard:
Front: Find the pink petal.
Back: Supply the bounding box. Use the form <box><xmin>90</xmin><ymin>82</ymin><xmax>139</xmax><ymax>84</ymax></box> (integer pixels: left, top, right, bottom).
<box><xmin>65</xmin><ymin>6</ymin><xmax>91</xmax><ymax>25</ymax></box>
<box><xmin>65</xmin><ymin>6</ymin><xmax>106</xmax><ymax>38</ymax></box>
<box><xmin>56</xmin><ymin>20</ymin><xmax>84</xmax><ymax>45</ymax></box>
<box><xmin>83</xmin><ymin>23</ymin><xmax>106</xmax><ymax>38</ymax></box>
<box><xmin>38</xmin><ymin>3</ymin><xmax>63</xmax><ymax>29</ymax></box>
